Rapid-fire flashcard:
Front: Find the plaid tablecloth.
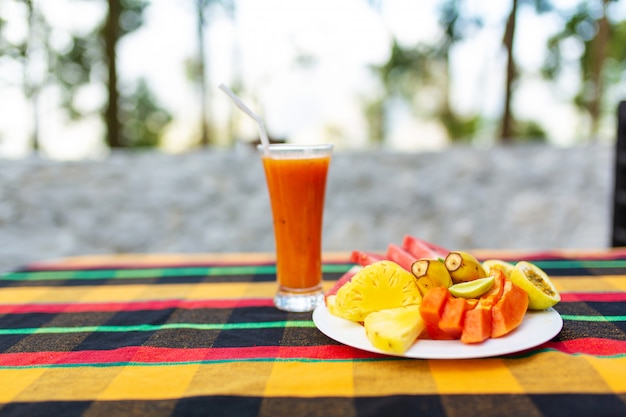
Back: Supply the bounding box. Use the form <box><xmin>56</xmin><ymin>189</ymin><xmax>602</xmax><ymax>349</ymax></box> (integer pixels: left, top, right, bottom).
<box><xmin>1</xmin><ymin>250</ymin><xmax>625</xmax><ymax>417</ymax></box>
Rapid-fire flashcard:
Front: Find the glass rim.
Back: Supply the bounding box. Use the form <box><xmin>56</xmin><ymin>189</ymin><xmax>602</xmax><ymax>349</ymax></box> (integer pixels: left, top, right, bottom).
<box><xmin>257</xmin><ymin>143</ymin><xmax>333</xmax><ymax>154</ymax></box>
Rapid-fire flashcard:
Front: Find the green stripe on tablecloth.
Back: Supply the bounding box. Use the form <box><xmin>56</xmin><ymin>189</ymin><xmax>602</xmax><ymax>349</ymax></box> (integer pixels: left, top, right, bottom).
<box><xmin>0</xmin><ymin>315</ymin><xmax>622</xmax><ymax>335</ymax></box>
<box><xmin>0</xmin><ymin>357</ymin><xmax>396</xmax><ymax>370</ymax></box>
<box><xmin>560</xmin><ymin>315</ymin><xmax>626</xmax><ymax>322</ymax></box>
<box><xmin>3</xmin><ymin>259</ymin><xmax>626</xmax><ymax>282</ymax></box>
<box><xmin>0</xmin><ymin>264</ymin><xmax>353</xmax><ymax>281</ymax></box>
<box><xmin>532</xmin><ymin>260</ymin><xmax>626</xmax><ymax>269</ymax></box>
<box><xmin>0</xmin><ymin>320</ymin><xmax>316</xmax><ymax>335</ymax></box>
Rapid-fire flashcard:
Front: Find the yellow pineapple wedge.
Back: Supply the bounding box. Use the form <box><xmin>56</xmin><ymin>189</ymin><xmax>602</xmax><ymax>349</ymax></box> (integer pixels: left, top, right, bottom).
<box><xmin>364</xmin><ymin>305</ymin><xmax>425</xmax><ymax>354</ymax></box>
<box><xmin>333</xmin><ymin>260</ymin><xmax>422</xmax><ymax>322</ymax></box>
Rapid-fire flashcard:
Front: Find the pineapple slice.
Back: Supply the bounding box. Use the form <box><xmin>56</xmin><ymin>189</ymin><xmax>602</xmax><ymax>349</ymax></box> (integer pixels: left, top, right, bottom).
<box><xmin>326</xmin><ymin>295</ymin><xmax>339</xmax><ymax>317</ymax></box>
<box><xmin>364</xmin><ymin>305</ymin><xmax>425</xmax><ymax>354</ymax></box>
<box><xmin>333</xmin><ymin>260</ymin><xmax>422</xmax><ymax>322</ymax></box>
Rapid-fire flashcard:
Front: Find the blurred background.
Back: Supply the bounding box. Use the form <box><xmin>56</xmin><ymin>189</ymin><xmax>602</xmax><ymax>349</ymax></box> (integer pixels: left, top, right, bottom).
<box><xmin>0</xmin><ymin>0</ymin><xmax>623</xmax><ymax>272</ymax></box>
<box><xmin>1</xmin><ymin>0</ymin><xmax>625</xmax><ymax>160</ymax></box>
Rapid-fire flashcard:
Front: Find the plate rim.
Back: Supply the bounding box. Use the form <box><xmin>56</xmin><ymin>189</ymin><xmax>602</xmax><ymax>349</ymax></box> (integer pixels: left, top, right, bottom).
<box><xmin>312</xmin><ymin>303</ymin><xmax>563</xmax><ymax>359</ymax></box>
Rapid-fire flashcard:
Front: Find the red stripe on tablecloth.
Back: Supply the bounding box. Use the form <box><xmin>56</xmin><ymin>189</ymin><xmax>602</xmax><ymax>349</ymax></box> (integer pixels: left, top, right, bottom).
<box><xmin>542</xmin><ymin>338</ymin><xmax>626</xmax><ymax>356</ymax></box>
<box><xmin>2</xmin><ymin>292</ymin><xmax>624</xmax><ymax>314</ymax></box>
<box><xmin>0</xmin><ymin>345</ymin><xmax>383</xmax><ymax>366</ymax></box>
<box><xmin>2</xmin><ymin>338</ymin><xmax>624</xmax><ymax>367</ymax></box>
<box><xmin>0</xmin><ymin>298</ymin><xmax>275</xmax><ymax>314</ymax></box>
<box><xmin>559</xmin><ymin>292</ymin><xmax>626</xmax><ymax>302</ymax></box>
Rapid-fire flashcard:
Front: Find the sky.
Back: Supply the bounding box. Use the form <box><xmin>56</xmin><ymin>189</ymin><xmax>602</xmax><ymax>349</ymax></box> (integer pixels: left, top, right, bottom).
<box><xmin>0</xmin><ymin>0</ymin><xmax>624</xmax><ymax>159</ymax></box>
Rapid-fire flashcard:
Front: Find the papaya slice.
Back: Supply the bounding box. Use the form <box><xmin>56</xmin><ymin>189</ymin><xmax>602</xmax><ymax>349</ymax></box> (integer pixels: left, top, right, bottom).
<box><xmin>460</xmin><ymin>270</ymin><xmax>507</xmax><ymax>344</ymax></box>
<box><xmin>476</xmin><ymin>270</ymin><xmax>506</xmax><ymax>309</ymax></box>
<box><xmin>419</xmin><ymin>287</ymin><xmax>453</xmax><ymax>340</ymax></box>
<box><xmin>438</xmin><ymin>296</ymin><xmax>474</xmax><ymax>339</ymax></box>
<box><xmin>461</xmin><ymin>307</ymin><xmax>492</xmax><ymax>344</ymax></box>
<box><xmin>491</xmin><ymin>280</ymin><xmax>529</xmax><ymax>338</ymax></box>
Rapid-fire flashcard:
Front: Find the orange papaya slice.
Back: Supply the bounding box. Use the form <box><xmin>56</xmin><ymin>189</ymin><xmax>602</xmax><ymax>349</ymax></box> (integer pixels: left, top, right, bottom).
<box><xmin>491</xmin><ymin>280</ymin><xmax>529</xmax><ymax>338</ymax></box>
<box><xmin>419</xmin><ymin>287</ymin><xmax>453</xmax><ymax>340</ymax></box>
<box><xmin>438</xmin><ymin>296</ymin><xmax>474</xmax><ymax>339</ymax></box>
<box><xmin>459</xmin><ymin>270</ymin><xmax>506</xmax><ymax>344</ymax></box>
<box><xmin>477</xmin><ymin>270</ymin><xmax>506</xmax><ymax>309</ymax></box>
<box><xmin>461</xmin><ymin>306</ymin><xmax>492</xmax><ymax>344</ymax></box>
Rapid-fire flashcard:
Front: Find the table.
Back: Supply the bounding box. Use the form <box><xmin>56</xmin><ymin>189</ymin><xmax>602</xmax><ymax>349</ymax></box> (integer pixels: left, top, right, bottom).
<box><xmin>1</xmin><ymin>249</ymin><xmax>625</xmax><ymax>417</ymax></box>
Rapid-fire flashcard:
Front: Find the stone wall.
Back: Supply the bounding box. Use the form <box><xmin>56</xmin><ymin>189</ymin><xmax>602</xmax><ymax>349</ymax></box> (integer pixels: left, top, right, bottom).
<box><xmin>0</xmin><ymin>144</ymin><xmax>615</xmax><ymax>272</ymax></box>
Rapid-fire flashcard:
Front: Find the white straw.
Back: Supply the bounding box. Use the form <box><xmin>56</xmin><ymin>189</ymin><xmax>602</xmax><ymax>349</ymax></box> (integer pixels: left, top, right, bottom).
<box><xmin>218</xmin><ymin>84</ymin><xmax>270</xmax><ymax>154</ymax></box>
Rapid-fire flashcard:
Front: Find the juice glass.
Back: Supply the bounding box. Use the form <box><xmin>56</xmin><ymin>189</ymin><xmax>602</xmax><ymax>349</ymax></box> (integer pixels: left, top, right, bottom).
<box><xmin>259</xmin><ymin>144</ymin><xmax>333</xmax><ymax>312</ymax></box>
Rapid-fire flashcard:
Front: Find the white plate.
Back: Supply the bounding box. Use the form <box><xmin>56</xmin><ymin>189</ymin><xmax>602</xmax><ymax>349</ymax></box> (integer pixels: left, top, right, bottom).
<box><xmin>312</xmin><ymin>303</ymin><xmax>563</xmax><ymax>359</ymax></box>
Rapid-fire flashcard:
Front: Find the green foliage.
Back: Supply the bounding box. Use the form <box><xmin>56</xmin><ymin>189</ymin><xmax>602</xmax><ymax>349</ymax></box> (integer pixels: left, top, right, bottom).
<box><xmin>120</xmin><ymin>78</ymin><xmax>172</xmax><ymax>147</ymax></box>
<box><xmin>438</xmin><ymin>109</ymin><xmax>481</xmax><ymax>143</ymax></box>
<box><xmin>542</xmin><ymin>0</ymin><xmax>624</xmax><ymax>124</ymax></box>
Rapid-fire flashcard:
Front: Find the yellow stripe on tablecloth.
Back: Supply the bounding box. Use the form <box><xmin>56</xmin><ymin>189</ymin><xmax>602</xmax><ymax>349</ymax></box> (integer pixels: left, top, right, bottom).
<box><xmin>585</xmin><ymin>356</ymin><xmax>626</xmax><ymax>392</ymax></box>
<box><xmin>97</xmin><ymin>364</ymin><xmax>201</xmax><ymax>400</ymax></box>
<box><xmin>505</xmin><ymin>351</ymin><xmax>613</xmax><ymax>393</ymax></box>
<box><xmin>188</xmin><ymin>282</ymin><xmax>276</xmax><ymax>300</ymax></box>
<box><xmin>553</xmin><ymin>276</ymin><xmax>626</xmax><ymax>293</ymax></box>
<box><xmin>264</xmin><ymin>362</ymin><xmax>354</xmax><ymax>397</ymax></box>
<box><xmin>0</xmin><ymin>362</ymin><xmax>352</xmax><ymax>401</ymax></box>
<box><xmin>353</xmin><ymin>360</ymin><xmax>438</xmax><ymax>395</ymax></box>
<box><xmin>0</xmin><ymin>369</ymin><xmax>47</xmax><ymax>402</ymax></box>
<box><xmin>184</xmin><ymin>361</ymin><xmax>275</xmax><ymax>398</ymax></box>
<box><xmin>0</xmin><ymin>282</ymin><xmax>277</xmax><ymax>305</ymax></box>
<box><xmin>602</xmin><ymin>276</ymin><xmax>626</xmax><ymax>292</ymax></box>
<box><xmin>0</xmin><ymin>287</ymin><xmax>55</xmax><ymax>305</ymax></box>
<box><xmin>428</xmin><ymin>359</ymin><xmax>524</xmax><ymax>394</ymax></box>
<box><xmin>3</xmin><ymin>354</ymin><xmax>625</xmax><ymax>402</ymax></box>
<box><xmin>8</xmin><ymin>367</ymin><xmax>124</xmax><ymax>402</ymax></box>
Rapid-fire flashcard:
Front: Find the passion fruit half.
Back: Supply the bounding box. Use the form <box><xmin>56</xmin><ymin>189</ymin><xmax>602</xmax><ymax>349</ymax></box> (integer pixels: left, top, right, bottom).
<box><xmin>509</xmin><ymin>261</ymin><xmax>560</xmax><ymax>310</ymax></box>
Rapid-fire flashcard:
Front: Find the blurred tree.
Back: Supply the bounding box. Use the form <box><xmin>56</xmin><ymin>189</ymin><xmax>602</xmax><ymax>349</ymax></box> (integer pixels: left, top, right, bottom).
<box><xmin>543</xmin><ymin>0</ymin><xmax>626</xmax><ymax>140</ymax></box>
<box><xmin>434</xmin><ymin>0</ymin><xmax>484</xmax><ymax>142</ymax></box>
<box><xmin>500</xmin><ymin>0</ymin><xmax>552</xmax><ymax>142</ymax></box>
<box><xmin>101</xmin><ymin>0</ymin><xmax>163</xmax><ymax>148</ymax></box>
<box><xmin>0</xmin><ymin>0</ymin><xmax>51</xmax><ymax>151</ymax></box>
<box><xmin>120</xmin><ymin>78</ymin><xmax>172</xmax><ymax>147</ymax></box>
<box><xmin>368</xmin><ymin>0</ymin><xmax>484</xmax><ymax>145</ymax></box>
<box><xmin>0</xmin><ymin>0</ymin><xmax>171</xmax><ymax>153</ymax></box>
<box><xmin>190</xmin><ymin>0</ymin><xmax>234</xmax><ymax>147</ymax></box>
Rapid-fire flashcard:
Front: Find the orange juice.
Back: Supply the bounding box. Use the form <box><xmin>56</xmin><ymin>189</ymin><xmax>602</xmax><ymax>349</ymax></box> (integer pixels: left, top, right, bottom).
<box><xmin>260</xmin><ymin>144</ymin><xmax>332</xmax><ymax>312</ymax></box>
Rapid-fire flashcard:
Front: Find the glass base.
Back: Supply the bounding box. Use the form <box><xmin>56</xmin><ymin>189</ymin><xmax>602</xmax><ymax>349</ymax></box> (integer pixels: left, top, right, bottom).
<box><xmin>274</xmin><ymin>289</ymin><xmax>324</xmax><ymax>312</ymax></box>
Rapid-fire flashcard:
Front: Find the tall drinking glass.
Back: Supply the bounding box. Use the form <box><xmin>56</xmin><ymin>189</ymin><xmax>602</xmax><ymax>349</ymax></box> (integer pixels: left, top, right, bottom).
<box><xmin>259</xmin><ymin>144</ymin><xmax>333</xmax><ymax>312</ymax></box>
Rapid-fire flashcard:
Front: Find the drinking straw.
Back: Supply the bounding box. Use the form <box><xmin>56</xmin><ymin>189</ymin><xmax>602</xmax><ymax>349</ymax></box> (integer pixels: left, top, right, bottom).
<box><xmin>218</xmin><ymin>84</ymin><xmax>270</xmax><ymax>155</ymax></box>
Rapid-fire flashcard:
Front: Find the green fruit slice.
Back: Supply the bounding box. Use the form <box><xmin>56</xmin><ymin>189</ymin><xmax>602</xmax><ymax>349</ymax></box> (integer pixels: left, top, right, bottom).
<box><xmin>509</xmin><ymin>261</ymin><xmax>560</xmax><ymax>310</ymax></box>
<box><xmin>448</xmin><ymin>275</ymin><xmax>495</xmax><ymax>299</ymax></box>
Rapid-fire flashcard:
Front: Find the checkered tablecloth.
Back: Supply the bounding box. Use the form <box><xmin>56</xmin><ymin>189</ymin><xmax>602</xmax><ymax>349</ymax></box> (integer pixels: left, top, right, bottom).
<box><xmin>1</xmin><ymin>250</ymin><xmax>625</xmax><ymax>417</ymax></box>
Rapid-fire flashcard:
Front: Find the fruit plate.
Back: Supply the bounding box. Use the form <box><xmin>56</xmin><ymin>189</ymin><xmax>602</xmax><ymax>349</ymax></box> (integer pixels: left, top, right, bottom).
<box><xmin>312</xmin><ymin>303</ymin><xmax>563</xmax><ymax>359</ymax></box>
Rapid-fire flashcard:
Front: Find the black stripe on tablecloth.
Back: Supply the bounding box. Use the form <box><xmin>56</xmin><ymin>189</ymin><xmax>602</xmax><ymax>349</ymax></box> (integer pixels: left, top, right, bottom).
<box><xmin>554</xmin><ymin>302</ymin><xmax>626</xmax><ymax>341</ymax></box>
<box><xmin>0</xmin><ymin>307</ymin><xmax>336</xmax><ymax>352</ymax></box>
<box><xmin>556</xmin><ymin>301</ymin><xmax>626</xmax><ymax>318</ymax></box>
<box><xmin>1</xmin><ymin>394</ymin><xmax>626</xmax><ymax>417</ymax></box>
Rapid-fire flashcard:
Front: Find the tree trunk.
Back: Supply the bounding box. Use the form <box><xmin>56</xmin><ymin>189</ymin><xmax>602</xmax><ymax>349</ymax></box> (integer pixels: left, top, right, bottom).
<box><xmin>589</xmin><ymin>0</ymin><xmax>610</xmax><ymax>140</ymax></box>
<box><xmin>500</xmin><ymin>0</ymin><xmax>518</xmax><ymax>143</ymax></box>
<box><xmin>196</xmin><ymin>0</ymin><xmax>210</xmax><ymax>146</ymax></box>
<box><xmin>104</xmin><ymin>0</ymin><xmax>121</xmax><ymax>148</ymax></box>
<box><xmin>24</xmin><ymin>0</ymin><xmax>40</xmax><ymax>152</ymax></box>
